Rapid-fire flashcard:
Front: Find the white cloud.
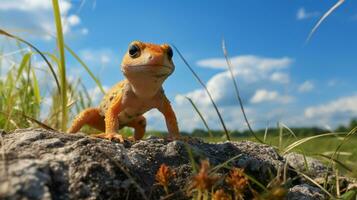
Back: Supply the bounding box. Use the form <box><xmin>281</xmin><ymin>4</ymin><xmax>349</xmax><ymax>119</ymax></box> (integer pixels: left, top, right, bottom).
<box><xmin>197</xmin><ymin>55</ymin><xmax>291</xmax><ymax>71</ymax></box>
<box><xmin>177</xmin><ymin>55</ymin><xmax>293</xmax><ymax>107</ymax></box>
<box><xmin>0</xmin><ymin>0</ymin><xmax>86</xmax><ymax>39</ymax></box>
<box><xmin>304</xmin><ymin>95</ymin><xmax>357</xmax><ymax>127</ymax></box>
<box><xmin>148</xmin><ymin>103</ymin><xmax>256</xmax><ymax>132</ymax></box>
<box><xmin>250</xmin><ymin>89</ymin><xmax>293</xmax><ymax>104</ymax></box>
<box><xmin>79</xmin><ymin>49</ymin><xmax>117</xmax><ymax>66</ymax></box>
<box><xmin>172</xmin><ymin>55</ymin><xmax>297</xmax><ymax>131</ymax></box>
<box><xmin>298</xmin><ymin>80</ymin><xmax>314</xmax><ymax>93</ymax></box>
<box><xmin>67</xmin><ymin>15</ymin><xmax>80</xmax><ymax>26</ymax></box>
<box><xmin>296</xmin><ymin>7</ymin><xmax>320</xmax><ymax>20</ymax></box>
<box><xmin>270</xmin><ymin>72</ymin><xmax>290</xmax><ymax>84</ymax></box>
<box><xmin>0</xmin><ymin>0</ymin><xmax>54</xmax><ymax>11</ymax></box>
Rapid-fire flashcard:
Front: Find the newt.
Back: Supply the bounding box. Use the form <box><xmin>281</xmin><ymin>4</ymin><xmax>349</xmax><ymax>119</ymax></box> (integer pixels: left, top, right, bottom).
<box><xmin>68</xmin><ymin>41</ymin><xmax>179</xmax><ymax>142</ymax></box>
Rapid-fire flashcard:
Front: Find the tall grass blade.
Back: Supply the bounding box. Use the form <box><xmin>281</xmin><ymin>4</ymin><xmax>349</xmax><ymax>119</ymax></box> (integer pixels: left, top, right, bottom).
<box><xmin>306</xmin><ymin>0</ymin><xmax>345</xmax><ymax>43</ymax></box>
<box><xmin>263</xmin><ymin>125</ymin><xmax>269</xmax><ymax>142</ymax></box>
<box><xmin>184</xmin><ymin>143</ymin><xmax>198</xmax><ymax>173</ymax></box>
<box><xmin>278</xmin><ymin>122</ymin><xmax>283</xmax><ymax>150</ymax></box>
<box><xmin>222</xmin><ymin>39</ymin><xmax>263</xmax><ymax>143</ymax></box>
<box><xmin>52</xmin><ymin>0</ymin><xmax>68</xmax><ymax>131</ymax></box>
<box><xmin>210</xmin><ymin>154</ymin><xmax>241</xmax><ymax>173</ymax></box>
<box><xmin>19</xmin><ymin>112</ymin><xmax>55</xmax><ymax>131</ymax></box>
<box><xmin>293</xmin><ymin>169</ymin><xmax>335</xmax><ymax>199</ymax></box>
<box><xmin>330</xmin><ymin>127</ymin><xmax>357</xmax><ymax>160</ymax></box>
<box><xmin>16</xmin><ymin>52</ymin><xmax>32</xmax><ymax>81</ymax></box>
<box><xmin>186</xmin><ymin>97</ymin><xmax>213</xmax><ymax>137</ymax></box>
<box><xmin>0</xmin><ymin>29</ymin><xmax>61</xmax><ymax>92</ymax></box>
<box><xmin>173</xmin><ymin>45</ymin><xmax>230</xmax><ymax>141</ymax></box>
<box><xmin>339</xmin><ymin>189</ymin><xmax>357</xmax><ymax>200</ymax></box>
<box><xmin>283</xmin><ymin>132</ymin><xmax>346</xmax><ymax>154</ymax></box>
<box><xmin>30</xmin><ymin>68</ymin><xmax>41</xmax><ymax>105</ymax></box>
<box><xmin>323</xmin><ymin>127</ymin><xmax>357</xmax><ymax>184</ymax></box>
<box><xmin>280</xmin><ymin>122</ymin><xmax>297</xmax><ymax>138</ymax></box>
<box><xmin>244</xmin><ymin>174</ymin><xmax>269</xmax><ymax>193</ymax></box>
<box><xmin>100</xmin><ymin>150</ymin><xmax>149</xmax><ymax>200</ymax></box>
<box><xmin>317</xmin><ymin>153</ymin><xmax>352</xmax><ymax>172</ymax></box>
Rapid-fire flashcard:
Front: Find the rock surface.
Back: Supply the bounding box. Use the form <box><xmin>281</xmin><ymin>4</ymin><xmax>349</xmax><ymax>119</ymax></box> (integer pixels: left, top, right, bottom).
<box><xmin>0</xmin><ymin>128</ymin><xmax>327</xmax><ymax>200</ymax></box>
<box><xmin>284</xmin><ymin>153</ymin><xmax>331</xmax><ymax>179</ymax></box>
<box><xmin>287</xmin><ymin>184</ymin><xmax>326</xmax><ymax>200</ymax></box>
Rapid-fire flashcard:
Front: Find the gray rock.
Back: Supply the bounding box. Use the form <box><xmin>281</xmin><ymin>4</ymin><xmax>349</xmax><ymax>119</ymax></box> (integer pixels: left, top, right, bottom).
<box><xmin>287</xmin><ymin>184</ymin><xmax>326</xmax><ymax>200</ymax></box>
<box><xmin>284</xmin><ymin>153</ymin><xmax>331</xmax><ymax>178</ymax></box>
<box><xmin>0</xmin><ymin>128</ymin><xmax>326</xmax><ymax>200</ymax></box>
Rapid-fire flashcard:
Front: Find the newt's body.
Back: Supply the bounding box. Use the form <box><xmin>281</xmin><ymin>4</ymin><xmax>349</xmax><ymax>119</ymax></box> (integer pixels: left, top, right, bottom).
<box><xmin>68</xmin><ymin>41</ymin><xmax>179</xmax><ymax>142</ymax></box>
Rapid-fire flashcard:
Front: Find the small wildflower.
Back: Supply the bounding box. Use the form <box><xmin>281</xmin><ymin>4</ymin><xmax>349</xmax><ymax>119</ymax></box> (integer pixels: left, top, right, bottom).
<box><xmin>155</xmin><ymin>164</ymin><xmax>173</xmax><ymax>194</ymax></box>
<box><xmin>213</xmin><ymin>189</ymin><xmax>232</xmax><ymax>200</ymax></box>
<box><xmin>226</xmin><ymin>168</ymin><xmax>248</xmax><ymax>200</ymax></box>
<box><xmin>190</xmin><ymin>160</ymin><xmax>219</xmax><ymax>191</ymax></box>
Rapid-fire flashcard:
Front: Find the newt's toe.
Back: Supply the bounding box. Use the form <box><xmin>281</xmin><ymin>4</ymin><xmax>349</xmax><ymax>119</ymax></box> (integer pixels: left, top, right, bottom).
<box><xmin>127</xmin><ymin>136</ymin><xmax>137</xmax><ymax>142</ymax></box>
<box><xmin>92</xmin><ymin>133</ymin><xmax>125</xmax><ymax>143</ymax></box>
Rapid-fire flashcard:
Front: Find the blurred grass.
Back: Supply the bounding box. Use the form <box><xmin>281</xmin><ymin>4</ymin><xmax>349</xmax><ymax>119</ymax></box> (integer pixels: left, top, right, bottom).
<box><xmin>203</xmin><ymin>134</ymin><xmax>357</xmax><ymax>178</ymax></box>
<box><xmin>52</xmin><ymin>0</ymin><xmax>68</xmax><ymax>131</ymax></box>
<box><xmin>0</xmin><ymin>0</ymin><xmax>104</xmax><ymax>131</ymax></box>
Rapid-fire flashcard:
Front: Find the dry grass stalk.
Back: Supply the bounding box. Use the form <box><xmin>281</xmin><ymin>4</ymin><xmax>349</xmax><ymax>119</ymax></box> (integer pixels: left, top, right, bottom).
<box><xmin>155</xmin><ymin>164</ymin><xmax>173</xmax><ymax>194</ymax></box>
<box><xmin>225</xmin><ymin>168</ymin><xmax>248</xmax><ymax>200</ymax></box>
<box><xmin>213</xmin><ymin>189</ymin><xmax>232</xmax><ymax>200</ymax></box>
<box><xmin>191</xmin><ymin>160</ymin><xmax>220</xmax><ymax>191</ymax></box>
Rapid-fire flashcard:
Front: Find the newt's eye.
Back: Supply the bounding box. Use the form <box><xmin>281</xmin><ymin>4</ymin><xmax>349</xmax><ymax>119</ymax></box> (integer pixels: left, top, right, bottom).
<box><xmin>128</xmin><ymin>44</ymin><xmax>140</xmax><ymax>58</ymax></box>
<box><xmin>167</xmin><ymin>46</ymin><xmax>173</xmax><ymax>60</ymax></box>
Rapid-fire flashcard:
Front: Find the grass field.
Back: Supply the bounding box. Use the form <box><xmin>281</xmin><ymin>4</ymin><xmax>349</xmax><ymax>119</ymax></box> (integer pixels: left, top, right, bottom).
<box><xmin>203</xmin><ymin>135</ymin><xmax>357</xmax><ymax>179</ymax></box>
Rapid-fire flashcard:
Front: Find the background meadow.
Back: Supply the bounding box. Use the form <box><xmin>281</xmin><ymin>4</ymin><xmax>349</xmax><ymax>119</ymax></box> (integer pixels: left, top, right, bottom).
<box><xmin>0</xmin><ymin>0</ymin><xmax>357</xmax><ymax>198</ymax></box>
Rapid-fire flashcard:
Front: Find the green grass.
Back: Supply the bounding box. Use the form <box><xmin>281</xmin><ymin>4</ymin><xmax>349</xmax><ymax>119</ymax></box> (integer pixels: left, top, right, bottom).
<box><xmin>0</xmin><ymin>0</ymin><xmax>104</xmax><ymax>132</ymax></box>
<box><xmin>204</xmin><ymin>135</ymin><xmax>357</xmax><ymax>178</ymax></box>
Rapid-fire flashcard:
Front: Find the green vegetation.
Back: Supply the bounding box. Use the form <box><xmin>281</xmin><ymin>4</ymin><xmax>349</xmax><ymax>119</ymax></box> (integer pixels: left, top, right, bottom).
<box><xmin>205</xmin><ymin>133</ymin><xmax>357</xmax><ymax>178</ymax></box>
<box><xmin>0</xmin><ymin>0</ymin><xmax>103</xmax><ymax>132</ymax></box>
<box><xmin>145</xmin><ymin>120</ymin><xmax>357</xmax><ymax>179</ymax></box>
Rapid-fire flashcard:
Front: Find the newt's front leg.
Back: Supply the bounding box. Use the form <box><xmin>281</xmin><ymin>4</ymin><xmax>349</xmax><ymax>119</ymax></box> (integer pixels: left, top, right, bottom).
<box><xmin>159</xmin><ymin>97</ymin><xmax>180</xmax><ymax>139</ymax></box>
<box><xmin>93</xmin><ymin>93</ymin><xmax>125</xmax><ymax>142</ymax></box>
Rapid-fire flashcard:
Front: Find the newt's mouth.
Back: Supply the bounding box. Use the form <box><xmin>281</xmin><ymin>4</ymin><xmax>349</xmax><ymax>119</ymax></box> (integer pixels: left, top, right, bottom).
<box><xmin>121</xmin><ymin>64</ymin><xmax>174</xmax><ymax>77</ymax></box>
<box><xmin>121</xmin><ymin>64</ymin><xmax>172</xmax><ymax>69</ymax></box>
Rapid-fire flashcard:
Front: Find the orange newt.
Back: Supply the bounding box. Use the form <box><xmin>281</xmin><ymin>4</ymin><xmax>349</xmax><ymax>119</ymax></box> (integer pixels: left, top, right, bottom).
<box><xmin>68</xmin><ymin>41</ymin><xmax>179</xmax><ymax>142</ymax></box>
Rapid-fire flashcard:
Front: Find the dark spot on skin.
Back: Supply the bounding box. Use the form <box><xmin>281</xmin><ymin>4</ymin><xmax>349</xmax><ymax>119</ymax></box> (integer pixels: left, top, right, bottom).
<box><xmin>124</xmin><ymin>111</ymin><xmax>133</xmax><ymax>119</ymax></box>
<box><xmin>109</xmin><ymin>92</ymin><xmax>117</xmax><ymax>101</ymax></box>
<box><xmin>139</xmin><ymin>119</ymin><xmax>146</xmax><ymax>126</ymax></box>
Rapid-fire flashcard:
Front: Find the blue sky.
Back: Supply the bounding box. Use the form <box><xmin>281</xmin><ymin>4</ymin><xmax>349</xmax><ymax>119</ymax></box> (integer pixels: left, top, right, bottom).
<box><xmin>1</xmin><ymin>0</ymin><xmax>357</xmax><ymax>131</ymax></box>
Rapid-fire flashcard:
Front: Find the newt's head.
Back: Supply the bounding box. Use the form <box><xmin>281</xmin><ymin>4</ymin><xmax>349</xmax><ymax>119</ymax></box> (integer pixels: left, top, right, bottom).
<box><xmin>121</xmin><ymin>41</ymin><xmax>174</xmax><ymax>79</ymax></box>
<box><xmin>121</xmin><ymin>41</ymin><xmax>175</xmax><ymax>98</ymax></box>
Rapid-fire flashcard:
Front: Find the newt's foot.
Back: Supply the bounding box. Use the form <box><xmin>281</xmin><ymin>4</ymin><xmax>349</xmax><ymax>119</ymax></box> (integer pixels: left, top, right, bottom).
<box><xmin>92</xmin><ymin>133</ymin><xmax>125</xmax><ymax>143</ymax></box>
<box><xmin>166</xmin><ymin>135</ymin><xmax>183</xmax><ymax>142</ymax></box>
<box><xmin>127</xmin><ymin>136</ymin><xmax>138</xmax><ymax>142</ymax></box>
